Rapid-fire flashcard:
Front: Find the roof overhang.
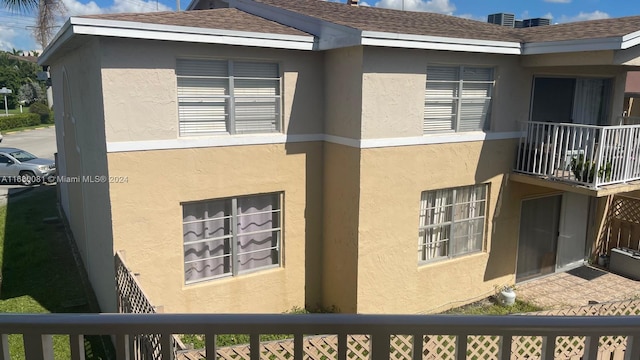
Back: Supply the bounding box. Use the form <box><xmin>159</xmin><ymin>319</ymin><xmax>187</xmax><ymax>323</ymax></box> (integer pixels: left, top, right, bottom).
<box><xmin>523</xmin><ymin>30</ymin><xmax>640</xmax><ymax>55</ymax></box>
<box><xmin>360</xmin><ymin>31</ymin><xmax>521</xmax><ymax>55</ymax></box>
<box><xmin>39</xmin><ymin>16</ymin><xmax>315</xmax><ymax>65</ymax></box>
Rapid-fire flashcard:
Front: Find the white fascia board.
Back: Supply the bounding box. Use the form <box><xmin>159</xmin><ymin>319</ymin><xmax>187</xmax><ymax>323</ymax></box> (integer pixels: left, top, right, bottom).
<box><xmin>70</xmin><ymin>17</ymin><xmax>314</xmax><ymax>50</ymax></box>
<box><xmin>39</xmin><ymin>20</ymin><xmax>74</xmax><ymax>65</ymax></box>
<box><xmin>523</xmin><ymin>36</ymin><xmax>623</xmax><ymax>55</ymax></box>
<box><xmin>230</xmin><ymin>0</ymin><xmax>362</xmax><ymax>50</ymax></box>
<box><xmin>622</xmin><ymin>30</ymin><xmax>640</xmax><ymax>49</ymax></box>
<box><xmin>361</xmin><ymin>31</ymin><xmax>522</xmax><ymax>55</ymax></box>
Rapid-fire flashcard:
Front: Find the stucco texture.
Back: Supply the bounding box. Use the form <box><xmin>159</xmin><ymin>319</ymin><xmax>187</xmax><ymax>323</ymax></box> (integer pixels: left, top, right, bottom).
<box><xmin>107</xmin><ymin>142</ymin><xmax>323</xmax><ymax>313</ymax></box>
<box><xmin>355</xmin><ymin>139</ymin><xmax>519</xmax><ymax>314</ymax></box>
<box><xmin>99</xmin><ymin>38</ymin><xmax>324</xmax><ymax>142</ymax></box>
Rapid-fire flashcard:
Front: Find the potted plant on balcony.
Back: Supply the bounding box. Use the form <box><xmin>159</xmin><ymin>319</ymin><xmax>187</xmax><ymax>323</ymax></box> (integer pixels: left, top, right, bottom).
<box><xmin>570</xmin><ymin>155</ymin><xmax>612</xmax><ymax>183</ymax></box>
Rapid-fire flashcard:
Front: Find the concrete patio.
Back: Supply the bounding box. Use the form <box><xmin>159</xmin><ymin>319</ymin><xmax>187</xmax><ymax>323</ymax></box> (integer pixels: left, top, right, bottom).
<box><xmin>517</xmin><ymin>266</ymin><xmax>640</xmax><ymax>310</ymax></box>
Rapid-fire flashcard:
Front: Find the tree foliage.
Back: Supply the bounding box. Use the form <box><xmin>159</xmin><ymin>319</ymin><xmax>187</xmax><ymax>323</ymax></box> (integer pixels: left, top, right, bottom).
<box><xmin>0</xmin><ymin>52</ymin><xmax>42</xmax><ymax>109</ymax></box>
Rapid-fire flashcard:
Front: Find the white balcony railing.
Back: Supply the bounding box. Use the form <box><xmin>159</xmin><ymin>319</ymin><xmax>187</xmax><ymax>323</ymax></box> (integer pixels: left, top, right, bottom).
<box><xmin>515</xmin><ymin>121</ymin><xmax>640</xmax><ymax>189</ymax></box>
<box><xmin>3</xmin><ymin>313</ymin><xmax>640</xmax><ymax>359</ymax></box>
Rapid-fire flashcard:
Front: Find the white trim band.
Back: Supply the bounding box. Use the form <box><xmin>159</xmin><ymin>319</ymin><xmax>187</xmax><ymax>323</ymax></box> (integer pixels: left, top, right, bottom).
<box><xmin>106</xmin><ymin>131</ymin><xmax>524</xmax><ymax>152</ymax></box>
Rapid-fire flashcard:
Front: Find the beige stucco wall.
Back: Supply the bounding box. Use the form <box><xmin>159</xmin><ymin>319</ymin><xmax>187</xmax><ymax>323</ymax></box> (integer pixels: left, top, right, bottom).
<box><xmin>99</xmin><ymin>38</ymin><xmax>324</xmax><ymax>142</ymax></box>
<box><xmin>107</xmin><ymin>142</ymin><xmax>323</xmax><ymax>313</ymax></box>
<box><xmin>321</xmin><ymin>142</ymin><xmax>360</xmax><ymax>312</ymax></box>
<box><xmin>324</xmin><ymin>47</ymin><xmax>363</xmax><ymax>139</ymax></box>
<box><xmin>49</xmin><ymin>38</ymin><xmax>117</xmax><ymax>312</ymax></box>
<box><xmin>359</xmin><ymin>48</ymin><xmax>531</xmax><ymax>138</ymax></box>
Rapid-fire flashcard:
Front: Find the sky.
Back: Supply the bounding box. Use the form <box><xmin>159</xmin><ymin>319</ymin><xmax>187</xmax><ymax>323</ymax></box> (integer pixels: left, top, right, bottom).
<box><xmin>1</xmin><ymin>0</ymin><xmax>640</xmax><ymax>52</ymax></box>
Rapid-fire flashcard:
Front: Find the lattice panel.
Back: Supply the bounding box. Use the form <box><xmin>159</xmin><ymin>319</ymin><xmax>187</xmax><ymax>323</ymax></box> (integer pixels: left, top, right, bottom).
<box><xmin>533</xmin><ymin>299</ymin><xmax>640</xmax><ymax>317</ymax></box>
<box><xmin>423</xmin><ymin>335</ymin><xmax>456</xmax><ymax>360</ymax></box>
<box><xmin>305</xmin><ymin>335</ymin><xmax>338</xmax><ymax>360</ymax></box>
<box><xmin>599</xmin><ymin>335</ymin><xmax>627</xmax><ymax>354</ymax></box>
<box><xmin>261</xmin><ymin>339</ymin><xmax>294</xmax><ymax>360</ymax></box>
<box><xmin>346</xmin><ymin>334</ymin><xmax>370</xmax><ymax>359</ymax></box>
<box><xmin>511</xmin><ymin>336</ymin><xmax>543</xmax><ymax>358</ymax></box>
<box><xmin>467</xmin><ymin>335</ymin><xmax>500</xmax><ymax>359</ymax></box>
<box><xmin>390</xmin><ymin>335</ymin><xmax>413</xmax><ymax>359</ymax></box>
<box><xmin>555</xmin><ymin>336</ymin><xmax>585</xmax><ymax>358</ymax></box>
<box><xmin>611</xmin><ymin>197</ymin><xmax>640</xmax><ymax>224</ymax></box>
<box><xmin>218</xmin><ymin>344</ymin><xmax>251</xmax><ymax>360</ymax></box>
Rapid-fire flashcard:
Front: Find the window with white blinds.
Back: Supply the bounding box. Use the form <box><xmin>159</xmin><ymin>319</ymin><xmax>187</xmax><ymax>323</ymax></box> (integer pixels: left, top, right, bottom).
<box><xmin>176</xmin><ymin>59</ymin><xmax>281</xmax><ymax>136</ymax></box>
<box><xmin>424</xmin><ymin>66</ymin><xmax>494</xmax><ymax>133</ymax></box>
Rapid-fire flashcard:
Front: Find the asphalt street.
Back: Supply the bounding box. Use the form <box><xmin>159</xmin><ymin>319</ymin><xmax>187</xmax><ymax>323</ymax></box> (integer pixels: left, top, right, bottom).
<box><xmin>0</xmin><ymin>126</ymin><xmax>57</xmax><ymax>205</ymax></box>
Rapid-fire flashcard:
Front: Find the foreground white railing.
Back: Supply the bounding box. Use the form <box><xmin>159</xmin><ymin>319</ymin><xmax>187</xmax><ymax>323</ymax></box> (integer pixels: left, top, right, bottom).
<box><xmin>515</xmin><ymin>121</ymin><xmax>640</xmax><ymax>189</ymax></box>
<box><xmin>2</xmin><ymin>313</ymin><xmax>640</xmax><ymax>359</ymax></box>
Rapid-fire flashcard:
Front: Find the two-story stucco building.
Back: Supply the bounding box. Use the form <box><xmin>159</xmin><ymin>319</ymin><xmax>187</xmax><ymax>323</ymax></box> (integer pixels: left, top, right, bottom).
<box><xmin>38</xmin><ymin>0</ymin><xmax>640</xmax><ymax>314</ymax></box>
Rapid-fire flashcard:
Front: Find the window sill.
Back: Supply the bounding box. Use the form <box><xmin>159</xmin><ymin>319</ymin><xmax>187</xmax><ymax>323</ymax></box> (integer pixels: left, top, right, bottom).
<box><xmin>183</xmin><ymin>265</ymin><xmax>283</xmax><ymax>289</ymax></box>
<box><xmin>418</xmin><ymin>251</ymin><xmax>487</xmax><ymax>269</ymax></box>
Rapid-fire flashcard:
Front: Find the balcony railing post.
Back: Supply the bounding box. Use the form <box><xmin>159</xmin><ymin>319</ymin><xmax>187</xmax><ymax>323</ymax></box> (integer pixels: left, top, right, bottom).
<box><xmin>160</xmin><ymin>333</ymin><xmax>174</xmax><ymax>360</ymax></box>
<box><xmin>583</xmin><ymin>335</ymin><xmax>600</xmax><ymax>360</ymax></box>
<box><xmin>498</xmin><ymin>335</ymin><xmax>512</xmax><ymax>359</ymax></box>
<box><xmin>206</xmin><ymin>333</ymin><xmax>217</xmax><ymax>360</ymax></box>
<box><xmin>541</xmin><ymin>335</ymin><xmax>556</xmax><ymax>360</ymax></box>
<box><xmin>624</xmin><ymin>334</ymin><xmax>640</xmax><ymax>360</ymax></box>
<box><xmin>594</xmin><ymin>128</ymin><xmax>607</xmax><ymax>188</ymax></box>
<box><xmin>115</xmin><ymin>334</ymin><xmax>131</xmax><ymax>360</ymax></box>
<box><xmin>456</xmin><ymin>334</ymin><xmax>467</xmax><ymax>360</ymax></box>
<box><xmin>23</xmin><ymin>334</ymin><xmax>54</xmax><ymax>360</ymax></box>
<box><xmin>370</xmin><ymin>332</ymin><xmax>389</xmax><ymax>359</ymax></box>
<box><xmin>250</xmin><ymin>333</ymin><xmax>260</xmax><ymax>360</ymax></box>
<box><xmin>337</xmin><ymin>333</ymin><xmax>347</xmax><ymax>360</ymax></box>
<box><xmin>412</xmin><ymin>334</ymin><xmax>423</xmax><ymax>360</ymax></box>
<box><xmin>69</xmin><ymin>334</ymin><xmax>85</xmax><ymax>360</ymax></box>
<box><xmin>294</xmin><ymin>333</ymin><xmax>303</xmax><ymax>359</ymax></box>
<box><xmin>0</xmin><ymin>334</ymin><xmax>9</xmax><ymax>360</ymax></box>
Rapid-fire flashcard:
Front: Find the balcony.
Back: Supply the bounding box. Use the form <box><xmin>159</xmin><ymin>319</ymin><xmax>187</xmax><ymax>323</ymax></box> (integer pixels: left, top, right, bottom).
<box><xmin>513</xmin><ymin>121</ymin><xmax>640</xmax><ymax>194</ymax></box>
<box><xmin>3</xmin><ymin>313</ymin><xmax>640</xmax><ymax>359</ymax></box>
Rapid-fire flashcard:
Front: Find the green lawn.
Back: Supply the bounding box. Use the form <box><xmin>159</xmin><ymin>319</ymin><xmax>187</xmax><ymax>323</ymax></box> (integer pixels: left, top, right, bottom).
<box><xmin>443</xmin><ymin>298</ymin><xmax>543</xmax><ymax>315</ymax></box>
<box><xmin>0</xmin><ymin>186</ymin><xmax>113</xmax><ymax>359</ymax></box>
<box><xmin>4</xmin><ymin>106</ymin><xmax>29</xmax><ymax>115</ymax></box>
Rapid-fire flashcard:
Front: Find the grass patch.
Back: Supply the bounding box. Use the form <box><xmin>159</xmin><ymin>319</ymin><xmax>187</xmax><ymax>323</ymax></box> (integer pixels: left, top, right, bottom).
<box><xmin>0</xmin><ymin>186</ymin><xmax>113</xmax><ymax>359</ymax></box>
<box><xmin>5</xmin><ymin>107</ymin><xmax>29</xmax><ymax>115</ymax></box>
<box><xmin>443</xmin><ymin>297</ymin><xmax>543</xmax><ymax>315</ymax></box>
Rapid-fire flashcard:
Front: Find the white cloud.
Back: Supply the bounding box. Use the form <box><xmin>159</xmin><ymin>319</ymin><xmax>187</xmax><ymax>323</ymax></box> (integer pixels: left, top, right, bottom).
<box><xmin>0</xmin><ymin>26</ymin><xmax>17</xmax><ymax>51</ymax></box>
<box><xmin>374</xmin><ymin>0</ymin><xmax>455</xmax><ymax>14</ymax></box>
<box><xmin>544</xmin><ymin>0</ymin><xmax>571</xmax><ymax>3</ymax></box>
<box><xmin>62</xmin><ymin>0</ymin><xmax>171</xmax><ymax>16</ymax></box>
<box><xmin>542</xmin><ymin>12</ymin><xmax>553</xmax><ymax>20</ymax></box>
<box><xmin>558</xmin><ymin>10</ymin><xmax>610</xmax><ymax>23</ymax></box>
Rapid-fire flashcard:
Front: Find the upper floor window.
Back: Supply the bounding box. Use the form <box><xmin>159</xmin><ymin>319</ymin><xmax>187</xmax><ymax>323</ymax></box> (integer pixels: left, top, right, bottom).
<box><xmin>418</xmin><ymin>184</ymin><xmax>487</xmax><ymax>263</ymax></box>
<box><xmin>182</xmin><ymin>193</ymin><xmax>282</xmax><ymax>284</ymax></box>
<box><xmin>176</xmin><ymin>59</ymin><xmax>281</xmax><ymax>136</ymax></box>
<box><xmin>424</xmin><ymin>66</ymin><xmax>494</xmax><ymax>133</ymax></box>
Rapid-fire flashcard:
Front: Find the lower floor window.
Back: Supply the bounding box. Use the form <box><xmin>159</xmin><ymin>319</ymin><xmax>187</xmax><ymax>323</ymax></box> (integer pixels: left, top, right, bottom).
<box><xmin>418</xmin><ymin>185</ymin><xmax>487</xmax><ymax>263</ymax></box>
<box><xmin>182</xmin><ymin>193</ymin><xmax>282</xmax><ymax>283</ymax></box>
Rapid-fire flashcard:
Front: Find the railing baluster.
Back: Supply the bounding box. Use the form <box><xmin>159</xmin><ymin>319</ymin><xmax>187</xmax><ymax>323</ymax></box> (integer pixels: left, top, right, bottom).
<box><xmin>541</xmin><ymin>335</ymin><xmax>556</xmax><ymax>360</ymax></box>
<box><xmin>250</xmin><ymin>333</ymin><xmax>260</xmax><ymax>360</ymax></box>
<box><xmin>0</xmin><ymin>335</ymin><xmax>9</xmax><ymax>360</ymax></box>
<box><xmin>625</xmin><ymin>334</ymin><xmax>640</xmax><ymax>360</ymax></box>
<box><xmin>69</xmin><ymin>334</ymin><xmax>85</xmax><ymax>360</ymax></box>
<box><xmin>412</xmin><ymin>334</ymin><xmax>423</xmax><ymax>360</ymax></box>
<box><xmin>370</xmin><ymin>332</ymin><xmax>389</xmax><ymax>359</ymax></box>
<box><xmin>206</xmin><ymin>333</ymin><xmax>217</xmax><ymax>360</ymax></box>
<box><xmin>583</xmin><ymin>335</ymin><xmax>600</xmax><ymax>360</ymax></box>
<box><xmin>160</xmin><ymin>333</ymin><xmax>173</xmax><ymax>360</ymax></box>
<box><xmin>294</xmin><ymin>332</ymin><xmax>303</xmax><ymax>360</ymax></box>
<box><xmin>456</xmin><ymin>334</ymin><xmax>467</xmax><ymax>360</ymax></box>
<box><xmin>338</xmin><ymin>333</ymin><xmax>347</xmax><ymax>360</ymax></box>
<box><xmin>115</xmin><ymin>334</ymin><xmax>131</xmax><ymax>360</ymax></box>
<box><xmin>499</xmin><ymin>335</ymin><xmax>511</xmax><ymax>360</ymax></box>
<box><xmin>23</xmin><ymin>334</ymin><xmax>54</xmax><ymax>360</ymax></box>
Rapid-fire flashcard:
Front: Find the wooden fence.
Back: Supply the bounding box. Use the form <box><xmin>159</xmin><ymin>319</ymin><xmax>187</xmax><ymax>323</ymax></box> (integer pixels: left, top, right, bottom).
<box><xmin>598</xmin><ymin>195</ymin><xmax>640</xmax><ymax>255</ymax></box>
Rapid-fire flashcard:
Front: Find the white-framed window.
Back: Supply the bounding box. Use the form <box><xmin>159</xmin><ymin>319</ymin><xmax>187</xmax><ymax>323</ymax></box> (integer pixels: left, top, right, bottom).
<box><xmin>424</xmin><ymin>65</ymin><xmax>494</xmax><ymax>133</ymax></box>
<box><xmin>182</xmin><ymin>193</ymin><xmax>282</xmax><ymax>284</ymax></box>
<box><xmin>176</xmin><ymin>59</ymin><xmax>281</xmax><ymax>136</ymax></box>
<box><xmin>418</xmin><ymin>184</ymin><xmax>487</xmax><ymax>263</ymax></box>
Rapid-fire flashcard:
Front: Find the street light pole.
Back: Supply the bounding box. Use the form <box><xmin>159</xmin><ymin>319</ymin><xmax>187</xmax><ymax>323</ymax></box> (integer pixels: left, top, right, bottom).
<box><xmin>0</xmin><ymin>87</ymin><xmax>12</xmax><ymax>116</ymax></box>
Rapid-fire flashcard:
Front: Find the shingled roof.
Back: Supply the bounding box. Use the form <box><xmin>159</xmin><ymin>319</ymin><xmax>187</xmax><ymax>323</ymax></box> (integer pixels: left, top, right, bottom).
<box><xmin>80</xmin><ymin>8</ymin><xmax>310</xmax><ymax>36</ymax></box>
<box><xmin>252</xmin><ymin>0</ymin><xmax>640</xmax><ymax>44</ymax></box>
<box><xmin>254</xmin><ymin>0</ymin><xmax>521</xmax><ymax>42</ymax></box>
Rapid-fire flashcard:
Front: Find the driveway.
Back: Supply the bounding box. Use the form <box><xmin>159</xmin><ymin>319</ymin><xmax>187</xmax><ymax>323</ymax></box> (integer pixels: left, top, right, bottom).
<box><xmin>0</xmin><ymin>126</ymin><xmax>57</xmax><ymax>205</ymax></box>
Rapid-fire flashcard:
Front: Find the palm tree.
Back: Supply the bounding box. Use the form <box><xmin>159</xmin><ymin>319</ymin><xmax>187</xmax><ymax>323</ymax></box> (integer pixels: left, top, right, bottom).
<box><xmin>2</xmin><ymin>0</ymin><xmax>65</xmax><ymax>49</ymax></box>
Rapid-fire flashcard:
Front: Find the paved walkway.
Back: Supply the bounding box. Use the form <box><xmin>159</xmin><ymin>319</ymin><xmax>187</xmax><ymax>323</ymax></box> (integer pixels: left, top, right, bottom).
<box><xmin>517</xmin><ymin>266</ymin><xmax>640</xmax><ymax>310</ymax></box>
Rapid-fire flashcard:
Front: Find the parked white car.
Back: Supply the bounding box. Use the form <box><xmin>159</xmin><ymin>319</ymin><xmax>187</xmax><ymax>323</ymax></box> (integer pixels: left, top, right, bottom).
<box><xmin>0</xmin><ymin>147</ymin><xmax>55</xmax><ymax>186</ymax></box>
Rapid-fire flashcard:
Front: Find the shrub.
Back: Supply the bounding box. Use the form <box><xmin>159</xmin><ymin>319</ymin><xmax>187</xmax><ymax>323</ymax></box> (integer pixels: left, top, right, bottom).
<box><xmin>0</xmin><ymin>113</ymin><xmax>40</xmax><ymax>130</ymax></box>
<box><xmin>28</xmin><ymin>102</ymin><xmax>51</xmax><ymax>124</ymax></box>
